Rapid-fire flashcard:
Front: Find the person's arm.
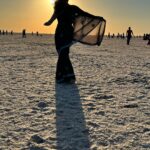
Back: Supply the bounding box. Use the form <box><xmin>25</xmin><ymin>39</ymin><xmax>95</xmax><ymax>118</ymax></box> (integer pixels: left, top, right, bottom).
<box><xmin>44</xmin><ymin>12</ymin><xmax>57</xmax><ymax>26</ymax></box>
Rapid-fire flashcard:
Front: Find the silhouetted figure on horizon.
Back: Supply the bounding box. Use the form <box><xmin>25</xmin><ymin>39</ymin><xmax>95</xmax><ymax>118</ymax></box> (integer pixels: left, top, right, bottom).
<box><xmin>126</xmin><ymin>27</ymin><xmax>133</xmax><ymax>45</ymax></box>
<box><xmin>36</xmin><ymin>32</ymin><xmax>39</xmax><ymax>36</ymax></box>
<box><xmin>108</xmin><ymin>32</ymin><xmax>110</xmax><ymax>38</ymax></box>
<box><xmin>143</xmin><ymin>33</ymin><xmax>149</xmax><ymax>40</ymax></box>
<box><xmin>22</xmin><ymin>29</ymin><xmax>26</xmax><ymax>38</ymax></box>
<box><xmin>111</xmin><ymin>33</ymin><xmax>115</xmax><ymax>38</ymax></box>
<box><xmin>2</xmin><ymin>30</ymin><xmax>5</xmax><ymax>35</ymax></box>
<box><xmin>120</xmin><ymin>33</ymin><xmax>123</xmax><ymax>39</ymax></box>
<box><xmin>117</xmin><ymin>33</ymin><xmax>120</xmax><ymax>38</ymax></box>
<box><xmin>10</xmin><ymin>30</ymin><xmax>13</xmax><ymax>35</ymax></box>
<box><xmin>143</xmin><ymin>34</ymin><xmax>146</xmax><ymax>40</ymax></box>
<box><xmin>122</xmin><ymin>33</ymin><xmax>125</xmax><ymax>39</ymax></box>
<box><xmin>44</xmin><ymin>0</ymin><xmax>105</xmax><ymax>83</ymax></box>
<box><xmin>148</xmin><ymin>37</ymin><xmax>150</xmax><ymax>45</ymax></box>
<box><xmin>0</xmin><ymin>30</ymin><xmax>1</xmax><ymax>35</ymax></box>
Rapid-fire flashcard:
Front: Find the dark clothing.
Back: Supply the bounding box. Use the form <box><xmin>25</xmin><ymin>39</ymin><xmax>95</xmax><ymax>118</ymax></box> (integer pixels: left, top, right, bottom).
<box><xmin>126</xmin><ymin>29</ymin><xmax>133</xmax><ymax>45</ymax></box>
<box><xmin>148</xmin><ymin>39</ymin><xmax>150</xmax><ymax>45</ymax></box>
<box><xmin>55</xmin><ymin>48</ymin><xmax>75</xmax><ymax>81</ymax></box>
<box><xmin>54</xmin><ymin>3</ymin><xmax>83</xmax><ymax>82</ymax></box>
<box><xmin>55</xmin><ymin>4</ymin><xmax>83</xmax><ymax>53</ymax></box>
<box><xmin>127</xmin><ymin>37</ymin><xmax>131</xmax><ymax>45</ymax></box>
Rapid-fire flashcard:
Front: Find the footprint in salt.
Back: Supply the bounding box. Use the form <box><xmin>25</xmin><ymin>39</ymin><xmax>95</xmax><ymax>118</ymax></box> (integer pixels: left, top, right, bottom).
<box><xmin>31</xmin><ymin>135</ymin><xmax>45</xmax><ymax>144</ymax></box>
<box><xmin>123</xmin><ymin>103</ymin><xmax>138</xmax><ymax>108</ymax></box>
<box><xmin>37</xmin><ymin>101</ymin><xmax>48</xmax><ymax>109</ymax></box>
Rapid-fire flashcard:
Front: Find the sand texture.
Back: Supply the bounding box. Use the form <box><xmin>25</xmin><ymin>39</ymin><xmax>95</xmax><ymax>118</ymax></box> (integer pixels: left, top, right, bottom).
<box><xmin>0</xmin><ymin>35</ymin><xmax>150</xmax><ymax>150</ymax></box>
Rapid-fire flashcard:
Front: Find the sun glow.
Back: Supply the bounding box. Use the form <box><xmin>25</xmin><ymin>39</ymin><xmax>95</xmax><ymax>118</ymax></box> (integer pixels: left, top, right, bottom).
<box><xmin>50</xmin><ymin>0</ymin><xmax>55</xmax><ymax>4</ymax></box>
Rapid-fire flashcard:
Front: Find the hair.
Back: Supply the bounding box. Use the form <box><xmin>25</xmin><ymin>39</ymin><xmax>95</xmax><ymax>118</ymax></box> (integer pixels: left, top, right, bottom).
<box><xmin>55</xmin><ymin>0</ymin><xmax>68</xmax><ymax>5</ymax></box>
<box><xmin>54</xmin><ymin>0</ymin><xmax>69</xmax><ymax>13</ymax></box>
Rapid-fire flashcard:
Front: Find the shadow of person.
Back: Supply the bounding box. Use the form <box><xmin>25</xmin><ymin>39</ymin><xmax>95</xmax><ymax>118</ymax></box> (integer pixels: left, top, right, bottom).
<box><xmin>55</xmin><ymin>83</ymin><xmax>90</xmax><ymax>150</ymax></box>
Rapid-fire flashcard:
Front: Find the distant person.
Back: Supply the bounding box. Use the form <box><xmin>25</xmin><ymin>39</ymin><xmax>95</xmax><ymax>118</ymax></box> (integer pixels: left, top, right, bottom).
<box><xmin>44</xmin><ymin>0</ymin><xmax>105</xmax><ymax>83</ymax></box>
<box><xmin>112</xmin><ymin>33</ymin><xmax>115</xmax><ymax>38</ymax></box>
<box><xmin>117</xmin><ymin>33</ymin><xmax>120</xmax><ymax>38</ymax></box>
<box><xmin>122</xmin><ymin>33</ymin><xmax>125</xmax><ymax>39</ymax></box>
<box><xmin>0</xmin><ymin>30</ymin><xmax>1</xmax><ymax>35</ymax></box>
<box><xmin>22</xmin><ymin>29</ymin><xmax>26</xmax><ymax>38</ymax></box>
<box><xmin>2</xmin><ymin>30</ymin><xmax>5</xmax><ymax>35</ymax></box>
<box><xmin>36</xmin><ymin>32</ymin><xmax>39</xmax><ymax>36</ymax></box>
<box><xmin>148</xmin><ymin>38</ymin><xmax>150</xmax><ymax>45</ymax></box>
<box><xmin>10</xmin><ymin>30</ymin><xmax>13</xmax><ymax>35</ymax></box>
<box><xmin>143</xmin><ymin>34</ymin><xmax>146</xmax><ymax>40</ymax></box>
<box><xmin>108</xmin><ymin>32</ymin><xmax>110</xmax><ymax>38</ymax></box>
<box><xmin>126</xmin><ymin>27</ymin><xmax>133</xmax><ymax>45</ymax></box>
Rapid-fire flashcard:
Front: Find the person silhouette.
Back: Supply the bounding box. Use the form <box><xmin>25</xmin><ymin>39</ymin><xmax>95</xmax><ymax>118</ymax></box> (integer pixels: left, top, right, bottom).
<box><xmin>148</xmin><ymin>37</ymin><xmax>150</xmax><ymax>45</ymax></box>
<box><xmin>122</xmin><ymin>33</ymin><xmax>125</xmax><ymax>39</ymax></box>
<box><xmin>126</xmin><ymin>27</ymin><xmax>133</xmax><ymax>45</ymax></box>
<box><xmin>2</xmin><ymin>30</ymin><xmax>5</xmax><ymax>35</ymax></box>
<box><xmin>22</xmin><ymin>29</ymin><xmax>26</xmax><ymax>38</ymax></box>
<box><xmin>44</xmin><ymin>0</ymin><xmax>104</xmax><ymax>83</ymax></box>
<box><xmin>108</xmin><ymin>32</ymin><xmax>110</xmax><ymax>38</ymax></box>
<box><xmin>36</xmin><ymin>32</ymin><xmax>39</xmax><ymax>36</ymax></box>
<box><xmin>10</xmin><ymin>30</ymin><xmax>13</xmax><ymax>35</ymax></box>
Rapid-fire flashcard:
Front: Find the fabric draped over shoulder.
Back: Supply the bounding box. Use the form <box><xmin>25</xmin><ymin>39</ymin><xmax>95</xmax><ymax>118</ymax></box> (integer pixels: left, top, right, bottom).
<box><xmin>73</xmin><ymin>15</ymin><xmax>106</xmax><ymax>46</ymax></box>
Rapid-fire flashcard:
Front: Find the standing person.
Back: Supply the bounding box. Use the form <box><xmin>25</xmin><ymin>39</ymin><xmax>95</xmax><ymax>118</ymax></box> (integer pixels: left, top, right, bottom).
<box><xmin>2</xmin><ymin>30</ymin><xmax>5</xmax><ymax>35</ymax></box>
<box><xmin>126</xmin><ymin>27</ymin><xmax>133</xmax><ymax>45</ymax></box>
<box><xmin>22</xmin><ymin>29</ymin><xmax>26</xmax><ymax>38</ymax></box>
<box><xmin>10</xmin><ymin>30</ymin><xmax>13</xmax><ymax>35</ymax></box>
<box><xmin>44</xmin><ymin>0</ymin><xmax>105</xmax><ymax>83</ymax></box>
<box><xmin>148</xmin><ymin>36</ymin><xmax>150</xmax><ymax>45</ymax></box>
<box><xmin>36</xmin><ymin>32</ymin><xmax>39</xmax><ymax>36</ymax></box>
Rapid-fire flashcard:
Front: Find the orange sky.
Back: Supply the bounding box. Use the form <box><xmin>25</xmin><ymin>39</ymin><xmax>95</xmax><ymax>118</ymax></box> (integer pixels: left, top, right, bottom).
<box><xmin>0</xmin><ymin>0</ymin><xmax>150</xmax><ymax>35</ymax></box>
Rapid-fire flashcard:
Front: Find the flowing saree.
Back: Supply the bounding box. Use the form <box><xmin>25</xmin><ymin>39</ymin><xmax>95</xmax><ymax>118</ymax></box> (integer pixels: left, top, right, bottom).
<box><xmin>73</xmin><ymin>15</ymin><xmax>106</xmax><ymax>46</ymax></box>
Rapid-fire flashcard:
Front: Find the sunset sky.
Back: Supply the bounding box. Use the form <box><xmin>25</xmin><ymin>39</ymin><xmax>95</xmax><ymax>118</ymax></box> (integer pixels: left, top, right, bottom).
<box><xmin>0</xmin><ymin>0</ymin><xmax>150</xmax><ymax>35</ymax></box>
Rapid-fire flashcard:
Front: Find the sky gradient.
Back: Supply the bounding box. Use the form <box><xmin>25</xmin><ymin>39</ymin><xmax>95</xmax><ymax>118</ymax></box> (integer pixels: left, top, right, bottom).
<box><xmin>0</xmin><ymin>0</ymin><xmax>150</xmax><ymax>35</ymax></box>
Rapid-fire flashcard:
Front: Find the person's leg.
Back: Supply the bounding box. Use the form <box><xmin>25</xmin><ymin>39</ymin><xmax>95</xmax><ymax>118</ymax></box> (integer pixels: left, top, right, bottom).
<box><xmin>148</xmin><ymin>39</ymin><xmax>150</xmax><ymax>45</ymax></box>
<box><xmin>55</xmin><ymin>53</ymin><xmax>64</xmax><ymax>82</ymax></box>
<box><xmin>55</xmin><ymin>31</ymin><xmax>66</xmax><ymax>82</ymax></box>
<box><xmin>127</xmin><ymin>37</ymin><xmax>130</xmax><ymax>45</ymax></box>
<box><xmin>55</xmin><ymin>48</ymin><xmax>72</xmax><ymax>82</ymax></box>
<box><xmin>61</xmin><ymin>47</ymin><xmax>76</xmax><ymax>82</ymax></box>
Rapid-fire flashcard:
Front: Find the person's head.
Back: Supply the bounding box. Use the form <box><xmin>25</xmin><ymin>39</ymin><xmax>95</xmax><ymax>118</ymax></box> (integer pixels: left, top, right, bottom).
<box><xmin>54</xmin><ymin>0</ymin><xmax>69</xmax><ymax>12</ymax></box>
<box><xmin>62</xmin><ymin>0</ymin><xmax>69</xmax><ymax>2</ymax></box>
<box><xmin>55</xmin><ymin>0</ymin><xmax>68</xmax><ymax>4</ymax></box>
<box><xmin>129</xmin><ymin>27</ymin><xmax>131</xmax><ymax>30</ymax></box>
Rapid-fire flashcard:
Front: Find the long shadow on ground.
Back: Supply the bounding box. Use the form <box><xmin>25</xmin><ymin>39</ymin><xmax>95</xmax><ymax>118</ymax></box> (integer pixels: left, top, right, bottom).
<box><xmin>55</xmin><ymin>83</ymin><xmax>90</xmax><ymax>150</ymax></box>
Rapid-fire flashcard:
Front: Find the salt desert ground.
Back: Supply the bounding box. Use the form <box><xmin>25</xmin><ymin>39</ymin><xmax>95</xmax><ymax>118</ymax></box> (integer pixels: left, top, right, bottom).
<box><xmin>0</xmin><ymin>34</ymin><xmax>150</xmax><ymax>150</ymax></box>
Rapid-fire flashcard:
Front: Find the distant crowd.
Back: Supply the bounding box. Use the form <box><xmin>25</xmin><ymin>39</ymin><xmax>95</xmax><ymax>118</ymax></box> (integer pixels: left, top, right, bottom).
<box><xmin>107</xmin><ymin>33</ymin><xmax>150</xmax><ymax>40</ymax></box>
<box><xmin>0</xmin><ymin>30</ymin><xmax>13</xmax><ymax>35</ymax></box>
<box><xmin>143</xmin><ymin>34</ymin><xmax>150</xmax><ymax>40</ymax></box>
<box><xmin>107</xmin><ymin>28</ymin><xmax>150</xmax><ymax>45</ymax></box>
<box><xmin>0</xmin><ymin>29</ymin><xmax>42</xmax><ymax>38</ymax></box>
<box><xmin>0</xmin><ymin>28</ymin><xmax>150</xmax><ymax>45</ymax></box>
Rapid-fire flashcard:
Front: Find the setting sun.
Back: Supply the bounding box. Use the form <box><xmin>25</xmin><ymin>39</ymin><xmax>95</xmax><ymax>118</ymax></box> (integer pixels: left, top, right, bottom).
<box><xmin>50</xmin><ymin>0</ymin><xmax>55</xmax><ymax>4</ymax></box>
